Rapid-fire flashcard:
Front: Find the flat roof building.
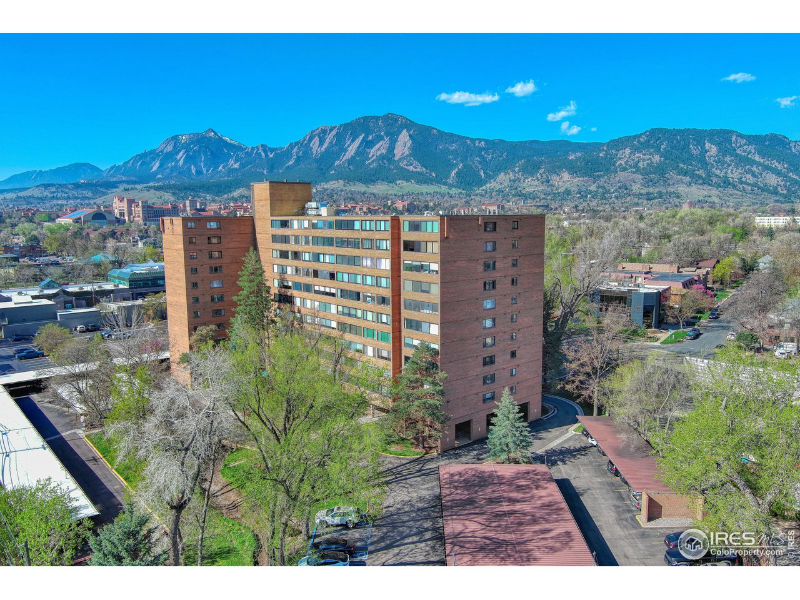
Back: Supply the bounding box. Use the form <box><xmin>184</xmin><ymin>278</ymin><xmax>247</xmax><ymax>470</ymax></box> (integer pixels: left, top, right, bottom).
<box><xmin>162</xmin><ymin>181</ymin><xmax>545</xmax><ymax>451</ymax></box>
<box><xmin>439</xmin><ymin>464</ymin><xmax>595</xmax><ymax>566</ymax></box>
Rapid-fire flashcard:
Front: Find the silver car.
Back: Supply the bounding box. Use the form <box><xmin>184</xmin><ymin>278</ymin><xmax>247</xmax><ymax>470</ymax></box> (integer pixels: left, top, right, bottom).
<box><xmin>315</xmin><ymin>506</ymin><xmax>360</xmax><ymax>528</ymax></box>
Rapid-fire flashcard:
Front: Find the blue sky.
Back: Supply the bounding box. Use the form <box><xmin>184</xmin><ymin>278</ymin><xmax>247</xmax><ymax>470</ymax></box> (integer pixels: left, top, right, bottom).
<box><xmin>1</xmin><ymin>34</ymin><xmax>799</xmax><ymax>179</ymax></box>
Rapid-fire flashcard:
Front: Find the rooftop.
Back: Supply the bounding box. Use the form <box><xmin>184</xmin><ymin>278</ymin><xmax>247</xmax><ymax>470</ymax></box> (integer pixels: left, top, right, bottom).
<box><xmin>439</xmin><ymin>464</ymin><xmax>595</xmax><ymax>566</ymax></box>
<box><xmin>577</xmin><ymin>416</ymin><xmax>673</xmax><ymax>493</ymax></box>
<box><xmin>0</xmin><ymin>388</ymin><xmax>98</xmax><ymax>519</ymax></box>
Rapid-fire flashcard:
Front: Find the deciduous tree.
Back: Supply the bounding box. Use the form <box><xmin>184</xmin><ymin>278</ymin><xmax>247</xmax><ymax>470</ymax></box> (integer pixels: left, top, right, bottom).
<box><xmin>33</xmin><ymin>322</ymin><xmax>73</xmax><ymax>355</ymax></box>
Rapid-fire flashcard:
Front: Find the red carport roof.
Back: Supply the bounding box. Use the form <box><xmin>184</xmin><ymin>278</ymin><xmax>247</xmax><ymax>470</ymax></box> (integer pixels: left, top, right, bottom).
<box><xmin>439</xmin><ymin>464</ymin><xmax>595</xmax><ymax>566</ymax></box>
<box><xmin>577</xmin><ymin>416</ymin><xmax>673</xmax><ymax>493</ymax></box>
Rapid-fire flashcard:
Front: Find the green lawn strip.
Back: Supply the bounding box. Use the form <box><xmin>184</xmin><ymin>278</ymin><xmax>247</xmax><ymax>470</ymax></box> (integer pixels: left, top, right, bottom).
<box><xmin>714</xmin><ymin>289</ymin><xmax>732</xmax><ymax>301</ymax></box>
<box><xmin>86</xmin><ymin>431</ymin><xmax>146</xmax><ymax>487</ymax></box>
<box><xmin>660</xmin><ymin>330</ymin><xmax>689</xmax><ymax>345</ymax></box>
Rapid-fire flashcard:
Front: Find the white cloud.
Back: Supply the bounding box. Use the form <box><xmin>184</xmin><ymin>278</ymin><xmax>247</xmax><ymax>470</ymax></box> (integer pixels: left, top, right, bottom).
<box><xmin>560</xmin><ymin>121</ymin><xmax>581</xmax><ymax>136</ymax></box>
<box><xmin>506</xmin><ymin>80</ymin><xmax>537</xmax><ymax>97</ymax></box>
<box><xmin>722</xmin><ymin>72</ymin><xmax>756</xmax><ymax>83</ymax></box>
<box><xmin>547</xmin><ymin>100</ymin><xmax>577</xmax><ymax>121</ymax></box>
<box><xmin>590</xmin><ymin>127</ymin><xmax>598</xmax><ymax>132</ymax></box>
<box><xmin>436</xmin><ymin>91</ymin><xmax>500</xmax><ymax>106</ymax></box>
<box><xmin>776</xmin><ymin>96</ymin><xmax>798</xmax><ymax>108</ymax></box>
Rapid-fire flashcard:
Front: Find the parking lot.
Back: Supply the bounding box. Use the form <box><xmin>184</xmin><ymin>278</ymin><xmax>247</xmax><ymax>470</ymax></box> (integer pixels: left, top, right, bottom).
<box><xmin>547</xmin><ymin>434</ymin><xmax>676</xmax><ymax>566</ymax></box>
<box><xmin>0</xmin><ymin>338</ymin><xmax>56</xmax><ymax>375</ymax></box>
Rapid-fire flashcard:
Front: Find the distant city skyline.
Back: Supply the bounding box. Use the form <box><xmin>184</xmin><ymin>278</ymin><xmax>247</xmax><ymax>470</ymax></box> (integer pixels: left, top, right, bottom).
<box><xmin>1</xmin><ymin>33</ymin><xmax>799</xmax><ymax>180</ymax></box>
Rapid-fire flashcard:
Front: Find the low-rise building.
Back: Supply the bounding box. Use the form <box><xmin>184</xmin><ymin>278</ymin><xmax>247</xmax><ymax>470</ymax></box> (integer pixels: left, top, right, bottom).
<box><xmin>56</xmin><ymin>208</ymin><xmax>117</xmax><ymax>226</ymax></box>
<box><xmin>592</xmin><ymin>283</ymin><xmax>666</xmax><ymax>328</ymax></box>
<box><xmin>754</xmin><ymin>215</ymin><xmax>800</xmax><ymax>228</ymax></box>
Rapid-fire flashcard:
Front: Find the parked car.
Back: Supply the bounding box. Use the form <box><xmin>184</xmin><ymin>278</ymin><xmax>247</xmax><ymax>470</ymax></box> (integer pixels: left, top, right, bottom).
<box><xmin>726</xmin><ymin>331</ymin><xmax>737</xmax><ymax>341</ymax></box>
<box><xmin>685</xmin><ymin>329</ymin><xmax>701</xmax><ymax>340</ymax></box>
<box><xmin>664</xmin><ymin>547</ymin><xmax>741</xmax><ymax>566</ymax></box>
<box><xmin>86</xmin><ymin>324</ymin><xmax>100</xmax><ymax>332</ymax></box>
<box><xmin>73</xmin><ymin>325</ymin><xmax>87</xmax><ymax>333</ymax></box>
<box><xmin>17</xmin><ymin>349</ymin><xmax>44</xmax><ymax>360</ymax></box>
<box><xmin>314</xmin><ymin>506</ymin><xmax>363</xmax><ymax>528</ymax></box>
<box><xmin>775</xmin><ymin>342</ymin><xmax>798</xmax><ymax>359</ymax></box>
<box><xmin>13</xmin><ymin>347</ymin><xmax>33</xmax><ymax>357</ymax></box>
<box><xmin>606</xmin><ymin>460</ymin><xmax>620</xmax><ymax>476</ymax></box>
<box><xmin>630</xmin><ymin>490</ymin><xmax>642</xmax><ymax>510</ymax></box>
<box><xmin>708</xmin><ymin>311</ymin><xmax>719</xmax><ymax>320</ymax></box>
<box><xmin>664</xmin><ymin>530</ymin><xmax>700</xmax><ymax>549</ymax></box>
<box><xmin>312</xmin><ymin>535</ymin><xmax>368</xmax><ymax>555</ymax></box>
<box><xmin>297</xmin><ymin>550</ymin><xmax>350</xmax><ymax>566</ymax></box>
<box><xmin>9</xmin><ymin>334</ymin><xmax>26</xmax><ymax>342</ymax></box>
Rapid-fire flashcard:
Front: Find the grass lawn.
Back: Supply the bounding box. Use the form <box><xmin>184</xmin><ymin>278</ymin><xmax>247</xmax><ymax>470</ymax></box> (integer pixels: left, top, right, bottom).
<box><xmin>660</xmin><ymin>330</ymin><xmax>689</xmax><ymax>345</ymax></box>
<box><xmin>715</xmin><ymin>289</ymin><xmax>732</xmax><ymax>301</ymax></box>
<box><xmin>86</xmin><ymin>431</ymin><xmax>145</xmax><ymax>487</ymax></box>
<box><xmin>573</xmin><ymin>424</ymin><xmax>584</xmax><ymax>433</ymax></box>
<box><xmin>183</xmin><ymin>510</ymin><xmax>258</xmax><ymax>566</ymax></box>
<box><xmin>89</xmin><ymin>431</ymin><xmax>258</xmax><ymax>566</ymax></box>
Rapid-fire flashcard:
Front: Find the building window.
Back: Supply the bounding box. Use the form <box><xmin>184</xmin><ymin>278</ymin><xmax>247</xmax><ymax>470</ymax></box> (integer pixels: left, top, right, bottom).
<box><xmin>211</xmin><ymin>308</ymin><xmax>225</xmax><ymax>317</ymax></box>
<box><xmin>403</xmin><ymin>220</ymin><xmax>438</xmax><ymax>233</ymax></box>
<box><xmin>188</xmin><ymin>236</ymin><xmax>196</xmax><ymax>244</ymax></box>
<box><xmin>483</xmin><ymin>298</ymin><xmax>496</xmax><ymax>310</ymax></box>
<box><xmin>511</xmin><ymin>313</ymin><xmax>518</xmax><ymax>323</ymax></box>
<box><xmin>511</xmin><ymin>277</ymin><xmax>518</xmax><ymax>286</ymax></box>
<box><xmin>189</xmin><ymin>252</ymin><xmax>197</xmax><ymax>260</ymax></box>
<box><xmin>484</xmin><ymin>241</ymin><xmax>496</xmax><ymax>252</ymax></box>
<box><xmin>192</xmin><ymin>311</ymin><xmax>200</xmax><ymax>318</ymax></box>
<box><xmin>211</xmin><ymin>294</ymin><xmax>224</xmax><ymax>303</ymax></box>
<box><xmin>484</xmin><ymin>222</ymin><xmax>496</xmax><ymax>232</ymax></box>
<box><xmin>512</xmin><ymin>259</ymin><xmax>518</xmax><ymax>268</ymax></box>
<box><xmin>190</xmin><ymin>267</ymin><xmax>198</xmax><ymax>274</ymax></box>
<box><xmin>216</xmin><ymin>322</ymin><xmax>226</xmax><ymax>330</ymax></box>
<box><xmin>483</xmin><ymin>261</ymin><xmax>496</xmax><ymax>271</ymax></box>
<box><xmin>512</xmin><ymin>240</ymin><xmax>518</xmax><ymax>249</ymax></box>
<box><xmin>191</xmin><ymin>282</ymin><xmax>198</xmax><ymax>289</ymax></box>
<box><xmin>210</xmin><ymin>266</ymin><xmax>223</xmax><ymax>274</ymax></box>
<box><xmin>483</xmin><ymin>374</ymin><xmax>496</xmax><ymax>385</ymax></box>
<box><xmin>483</xmin><ymin>336</ymin><xmax>495</xmax><ymax>348</ymax></box>
<box><xmin>483</xmin><ymin>392</ymin><xmax>495</xmax><ymax>403</ymax></box>
<box><xmin>186</xmin><ymin>221</ymin><xmax>196</xmax><ymax>229</ymax></box>
<box><xmin>510</xmin><ymin>332</ymin><xmax>517</xmax><ymax>341</ymax></box>
<box><xmin>210</xmin><ymin>280</ymin><xmax>223</xmax><ymax>288</ymax></box>
<box><xmin>510</xmin><ymin>350</ymin><xmax>517</xmax><ymax>359</ymax></box>
<box><xmin>511</xmin><ymin>295</ymin><xmax>517</xmax><ymax>305</ymax></box>
<box><xmin>509</xmin><ymin>385</ymin><xmax>516</xmax><ymax>394</ymax></box>
<box><xmin>482</xmin><ymin>318</ymin><xmax>496</xmax><ymax>329</ymax></box>
<box><xmin>209</xmin><ymin>251</ymin><xmax>222</xmax><ymax>259</ymax></box>
<box><xmin>483</xmin><ymin>280</ymin><xmax>496</xmax><ymax>291</ymax></box>
<box><xmin>191</xmin><ymin>296</ymin><xmax>199</xmax><ymax>303</ymax></box>
<box><xmin>207</xmin><ymin>221</ymin><xmax>221</xmax><ymax>229</ymax></box>
<box><xmin>208</xmin><ymin>236</ymin><xmax>222</xmax><ymax>244</ymax></box>
<box><xmin>510</xmin><ymin>367</ymin><xmax>517</xmax><ymax>377</ymax></box>
<box><xmin>483</xmin><ymin>355</ymin><xmax>496</xmax><ymax>366</ymax></box>
<box><xmin>512</xmin><ymin>220</ymin><xmax>519</xmax><ymax>230</ymax></box>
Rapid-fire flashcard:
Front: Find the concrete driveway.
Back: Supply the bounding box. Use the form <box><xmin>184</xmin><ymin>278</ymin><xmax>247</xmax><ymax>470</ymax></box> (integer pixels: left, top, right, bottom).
<box><xmin>367</xmin><ymin>394</ymin><xmax>583</xmax><ymax>566</ymax></box>
<box><xmin>658</xmin><ymin>316</ymin><xmax>733</xmax><ymax>357</ymax></box>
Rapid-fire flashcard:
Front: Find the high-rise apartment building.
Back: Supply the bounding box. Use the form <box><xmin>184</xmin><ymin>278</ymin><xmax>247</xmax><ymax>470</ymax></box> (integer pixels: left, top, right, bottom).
<box><xmin>162</xmin><ymin>182</ymin><xmax>544</xmax><ymax>450</ymax></box>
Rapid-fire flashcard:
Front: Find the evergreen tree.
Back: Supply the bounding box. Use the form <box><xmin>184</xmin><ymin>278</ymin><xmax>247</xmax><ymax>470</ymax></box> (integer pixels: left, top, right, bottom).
<box><xmin>233</xmin><ymin>247</ymin><xmax>273</xmax><ymax>336</ymax></box>
<box><xmin>487</xmin><ymin>388</ymin><xmax>532</xmax><ymax>463</ymax></box>
<box><xmin>386</xmin><ymin>343</ymin><xmax>448</xmax><ymax>451</ymax></box>
<box><xmin>89</xmin><ymin>505</ymin><xmax>166</xmax><ymax>566</ymax></box>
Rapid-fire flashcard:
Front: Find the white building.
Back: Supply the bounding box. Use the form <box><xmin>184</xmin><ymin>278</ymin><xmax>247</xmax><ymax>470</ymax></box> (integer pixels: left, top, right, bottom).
<box><xmin>754</xmin><ymin>215</ymin><xmax>800</xmax><ymax>228</ymax></box>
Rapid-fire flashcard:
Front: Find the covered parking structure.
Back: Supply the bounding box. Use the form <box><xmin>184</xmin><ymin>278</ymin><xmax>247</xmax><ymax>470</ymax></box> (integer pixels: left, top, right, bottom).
<box><xmin>578</xmin><ymin>416</ymin><xmax>700</xmax><ymax>524</ymax></box>
<box><xmin>439</xmin><ymin>464</ymin><xmax>595</xmax><ymax>566</ymax></box>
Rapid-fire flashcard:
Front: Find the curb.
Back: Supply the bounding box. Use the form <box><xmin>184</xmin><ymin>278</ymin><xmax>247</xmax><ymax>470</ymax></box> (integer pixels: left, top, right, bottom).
<box><xmin>543</xmin><ymin>393</ymin><xmax>584</xmax><ymax>416</ymax></box>
<box><xmin>83</xmin><ymin>433</ymin><xmax>132</xmax><ymax>492</ymax></box>
<box><xmin>540</xmin><ymin>402</ymin><xmax>558</xmax><ymax>421</ymax></box>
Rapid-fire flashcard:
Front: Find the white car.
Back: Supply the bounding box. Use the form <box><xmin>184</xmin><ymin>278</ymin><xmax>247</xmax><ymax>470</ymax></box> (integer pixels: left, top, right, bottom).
<box><xmin>315</xmin><ymin>506</ymin><xmax>361</xmax><ymax>528</ymax></box>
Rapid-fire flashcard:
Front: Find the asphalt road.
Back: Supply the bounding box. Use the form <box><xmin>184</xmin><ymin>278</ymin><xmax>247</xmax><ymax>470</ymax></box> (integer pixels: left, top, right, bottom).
<box><xmin>658</xmin><ymin>316</ymin><xmax>733</xmax><ymax>358</ymax></box>
<box><xmin>548</xmin><ymin>435</ymin><xmax>676</xmax><ymax>566</ymax></box>
<box><xmin>367</xmin><ymin>394</ymin><xmax>583</xmax><ymax>566</ymax></box>
<box><xmin>13</xmin><ymin>393</ymin><xmax>126</xmax><ymax>525</ymax></box>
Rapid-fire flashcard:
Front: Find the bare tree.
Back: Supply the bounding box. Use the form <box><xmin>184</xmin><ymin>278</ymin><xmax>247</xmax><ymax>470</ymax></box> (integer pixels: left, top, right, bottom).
<box><xmin>108</xmin><ymin>348</ymin><xmax>234</xmax><ymax>566</ymax></box>
<box><xmin>544</xmin><ymin>231</ymin><xmax>624</xmax><ymax>379</ymax></box>
<box><xmin>604</xmin><ymin>353</ymin><xmax>694</xmax><ymax>446</ymax></box>
<box><xmin>725</xmin><ymin>269</ymin><xmax>788</xmax><ymax>345</ymax></box>
<box><xmin>664</xmin><ymin>286</ymin><xmax>714</xmax><ymax>329</ymax></box>
<box><xmin>563</xmin><ymin>313</ymin><xmax>627</xmax><ymax>416</ymax></box>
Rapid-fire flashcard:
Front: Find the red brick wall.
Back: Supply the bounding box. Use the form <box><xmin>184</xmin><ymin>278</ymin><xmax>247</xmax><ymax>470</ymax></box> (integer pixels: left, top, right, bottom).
<box><xmin>437</xmin><ymin>215</ymin><xmax>544</xmax><ymax>450</ymax></box>
<box><xmin>642</xmin><ymin>491</ymin><xmax>702</xmax><ymax>522</ymax></box>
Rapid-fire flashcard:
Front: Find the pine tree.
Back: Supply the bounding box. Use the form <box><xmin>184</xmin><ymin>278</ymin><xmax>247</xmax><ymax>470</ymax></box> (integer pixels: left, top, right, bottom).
<box><xmin>233</xmin><ymin>247</ymin><xmax>273</xmax><ymax>336</ymax></box>
<box><xmin>89</xmin><ymin>505</ymin><xmax>166</xmax><ymax>566</ymax></box>
<box><xmin>387</xmin><ymin>343</ymin><xmax>448</xmax><ymax>451</ymax></box>
<box><xmin>487</xmin><ymin>388</ymin><xmax>532</xmax><ymax>463</ymax></box>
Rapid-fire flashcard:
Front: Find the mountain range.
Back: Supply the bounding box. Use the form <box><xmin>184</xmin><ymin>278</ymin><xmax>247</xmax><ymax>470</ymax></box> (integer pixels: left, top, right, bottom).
<box><xmin>3</xmin><ymin>114</ymin><xmax>800</xmax><ymax>205</ymax></box>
